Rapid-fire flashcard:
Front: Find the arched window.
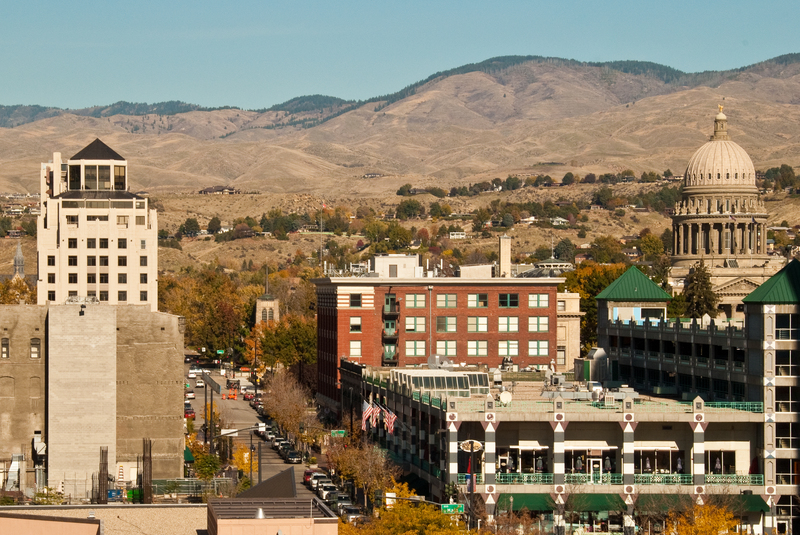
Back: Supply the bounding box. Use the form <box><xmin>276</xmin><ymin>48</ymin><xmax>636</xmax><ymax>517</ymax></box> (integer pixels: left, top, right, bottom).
<box><xmin>268</xmin><ymin>309</ymin><xmax>274</xmax><ymax>321</ymax></box>
<box><xmin>717</xmin><ymin>173</ymin><xmax>721</xmax><ymax>179</ymax></box>
<box><xmin>735</xmin><ymin>173</ymin><xmax>738</xmax><ymax>179</ymax></box>
<box><xmin>261</xmin><ymin>309</ymin><xmax>267</xmax><ymax>322</ymax></box>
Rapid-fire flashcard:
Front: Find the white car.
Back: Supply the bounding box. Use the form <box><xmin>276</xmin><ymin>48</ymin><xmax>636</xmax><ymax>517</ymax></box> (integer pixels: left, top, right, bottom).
<box><xmin>195</xmin><ymin>379</ymin><xmax>205</xmax><ymax>388</ymax></box>
<box><xmin>319</xmin><ymin>484</ymin><xmax>338</xmax><ymax>501</ymax></box>
<box><xmin>185</xmin><ymin>391</ymin><xmax>195</xmax><ymax>400</ymax></box>
<box><xmin>187</xmin><ymin>371</ymin><xmax>197</xmax><ymax>379</ymax></box>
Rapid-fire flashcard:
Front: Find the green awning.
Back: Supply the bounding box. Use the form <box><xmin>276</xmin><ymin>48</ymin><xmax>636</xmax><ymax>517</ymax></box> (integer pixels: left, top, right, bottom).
<box><xmin>184</xmin><ymin>447</ymin><xmax>195</xmax><ymax>463</ymax></box>
<box><xmin>714</xmin><ymin>494</ymin><xmax>770</xmax><ymax>513</ymax></box>
<box><xmin>572</xmin><ymin>494</ymin><xmax>626</xmax><ymax>512</ymax></box>
<box><xmin>498</xmin><ymin>493</ymin><xmax>554</xmax><ymax>512</ymax></box>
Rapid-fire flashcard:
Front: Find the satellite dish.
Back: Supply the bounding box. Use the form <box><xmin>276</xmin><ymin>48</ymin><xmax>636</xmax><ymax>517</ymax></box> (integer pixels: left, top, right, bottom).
<box><xmin>499</xmin><ymin>391</ymin><xmax>513</xmax><ymax>404</ymax></box>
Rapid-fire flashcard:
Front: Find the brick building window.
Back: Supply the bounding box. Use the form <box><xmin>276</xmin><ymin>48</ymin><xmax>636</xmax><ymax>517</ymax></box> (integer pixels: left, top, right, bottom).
<box><xmin>529</xmin><ymin>293</ymin><xmax>549</xmax><ymax>308</ymax></box>
<box><xmin>350</xmin><ymin>317</ymin><xmax>362</xmax><ymax>333</ymax></box>
<box><xmin>405</xmin><ymin>317</ymin><xmax>425</xmax><ymax>332</ymax></box>
<box><xmin>529</xmin><ymin>340</ymin><xmax>549</xmax><ymax>356</ymax></box>
<box><xmin>499</xmin><ymin>340</ymin><xmax>519</xmax><ymax>357</ymax></box>
<box><xmin>30</xmin><ymin>338</ymin><xmax>40</xmax><ymax>359</ymax></box>
<box><xmin>406</xmin><ymin>294</ymin><xmax>425</xmax><ymax>308</ymax></box>
<box><xmin>436</xmin><ymin>317</ymin><xmax>457</xmax><ymax>333</ymax></box>
<box><xmin>529</xmin><ymin>316</ymin><xmax>549</xmax><ymax>332</ymax></box>
<box><xmin>498</xmin><ymin>317</ymin><xmax>519</xmax><ymax>332</ymax></box>
<box><xmin>468</xmin><ymin>317</ymin><xmax>488</xmax><ymax>332</ymax></box>
<box><xmin>349</xmin><ymin>340</ymin><xmax>362</xmax><ymax>358</ymax></box>
<box><xmin>349</xmin><ymin>294</ymin><xmax>362</xmax><ymax>308</ymax></box>
<box><xmin>436</xmin><ymin>294</ymin><xmax>457</xmax><ymax>308</ymax></box>
<box><xmin>468</xmin><ymin>340</ymin><xmax>488</xmax><ymax>357</ymax></box>
<box><xmin>499</xmin><ymin>293</ymin><xmax>519</xmax><ymax>308</ymax></box>
<box><xmin>468</xmin><ymin>293</ymin><xmax>488</xmax><ymax>308</ymax></box>
<box><xmin>405</xmin><ymin>340</ymin><xmax>426</xmax><ymax>356</ymax></box>
<box><xmin>436</xmin><ymin>340</ymin><xmax>456</xmax><ymax>356</ymax></box>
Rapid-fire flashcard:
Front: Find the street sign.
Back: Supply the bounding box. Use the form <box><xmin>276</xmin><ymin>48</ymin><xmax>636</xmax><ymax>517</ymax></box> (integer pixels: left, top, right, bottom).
<box><xmin>216</xmin><ymin>349</ymin><xmax>225</xmax><ymax>355</ymax></box>
<box><xmin>441</xmin><ymin>503</ymin><xmax>464</xmax><ymax>514</ymax></box>
<box><xmin>258</xmin><ymin>423</ymin><xmax>266</xmax><ymax>432</ymax></box>
<box><xmin>203</xmin><ymin>372</ymin><xmax>222</xmax><ymax>394</ymax></box>
<box><xmin>221</xmin><ymin>429</ymin><xmax>239</xmax><ymax>437</ymax></box>
<box><xmin>331</xmin><ymin>430</ymin><xmax>347</xmax><ymax>437</ymax></box>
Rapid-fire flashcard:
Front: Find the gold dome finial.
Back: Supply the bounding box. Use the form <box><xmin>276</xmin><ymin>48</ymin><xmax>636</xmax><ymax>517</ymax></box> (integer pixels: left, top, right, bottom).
<box><xmin>718</xmin><ymin>104</ymin><xmax>723</xmax><ymax>113</ymax></box>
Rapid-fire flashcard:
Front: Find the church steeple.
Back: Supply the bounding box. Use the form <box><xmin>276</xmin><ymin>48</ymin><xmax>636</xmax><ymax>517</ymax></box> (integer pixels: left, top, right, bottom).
<box><xmin>13</xmin><ymin>240</ymin><xmax>24</xmax><ymax>279</ymax></box>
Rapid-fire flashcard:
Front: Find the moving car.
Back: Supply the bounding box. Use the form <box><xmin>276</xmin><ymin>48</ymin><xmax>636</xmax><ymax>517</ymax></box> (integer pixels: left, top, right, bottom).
<box><xmin>285</xmin><ymin>450</ymin><xmax>302</xmax><ymax>464</ymax></box>
<box><xmin>195</xmin><ymin>379</ymin><xmax>205</xmax><ymax>388</ymax></box>
<box><xmin>185</xmin><ymin>390</ymin><xmax>195</xmax><ymax>400</ymax></box>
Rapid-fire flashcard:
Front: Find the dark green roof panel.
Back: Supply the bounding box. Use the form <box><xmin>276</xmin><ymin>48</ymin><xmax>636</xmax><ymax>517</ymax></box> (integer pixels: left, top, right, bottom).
<box><xmin>595</xmin><ymin>266</ymin><xmax>671</xmax><ymax>302</ymax></box>
<box><xmin>743</xmin><ymin>259</ymin><xmax>800</xmax><ymax>304</ymax></box>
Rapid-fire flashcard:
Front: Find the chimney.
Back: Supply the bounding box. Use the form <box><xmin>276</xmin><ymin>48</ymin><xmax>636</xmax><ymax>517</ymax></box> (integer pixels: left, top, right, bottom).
<box><xmin>499</xmin><ymin>235</ymin><xmax>512</xmax><ymax>278</ymax></box>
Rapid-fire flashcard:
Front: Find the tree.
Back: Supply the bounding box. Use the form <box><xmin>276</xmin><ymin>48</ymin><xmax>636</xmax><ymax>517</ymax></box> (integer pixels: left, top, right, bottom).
<box><xmin>207</xmin><ymin>216</ymin><xmax>222</xmax><ymax>234</ymax></box>
<box><xmin>562</xmin><ymin>172</ymin><xmax>575</xmax><ymax>186</ymax></box>
<box><xmin>582</xmin><ymin>173</ymin><xmax>597</xmax><ymax>184</ymax></box>
<box><xmin>592</xmin><ymin>187</ymin><xmax>613</xmax><ymax>208</ymax></box>
<box><xmin>395</xmin><ymin>199</ymin><xmax>423</xmax><ymax>220</ymax></box>
<box><xmin>183</xmin><ymin>218</ymin><xmax>201</xmax><ymax>237</ymax></box>
<box><xmin>639</xmin><ymin>233</ymin><xmax>665</xmax><ymax>260</ymax></box>
<box><xmin>426</xmin><ymin>187</ymin><xmax>447</xmax><ymax>198</ymax></box>
<box><xmin>194</xmin><ymin>453</ymin><xmax>221</xmax><ymax>481</ymax></box>
<box><xmin>592</xmin><ymin>235</ymin><xmax>627</xmax><ymax>264</ymax></box>
<box><xmin>396</xmin><ymin>184</ymin><xmax>413</xmax><ymax>196</ymax></box>
<box><xmin>667</xmin><ymin>503</ymin><xmax>739</xmax><ymax>535</ymax></box>
<box><xmin>564</xmin><ymin>262</ymin><xmax>627</xmax><ymax>352</ymax></box>
<box><xmin>683</xmin><ymin>261</ymin><xmax>718</xmax><ymax>318</ymax></box>
<box><xmin>472</xmin><ymin>208</ymin><xmax>491</xmax><ymax>232</ymax></box>
<box><xmin>554</xmin><ymin>238</ymin><xmax>576</xmax><ymax>262</ymax></box>
<box><xmin>232</xmin><ymin>443</ymin><xmax>258</xmax><ymax>475</ymax></box>
<box><xmin>663</xmin><ymin>169</ymin><xmax>673</xmax><ymax>178</ymax></box>
<box><xmin>502</xmin><ymin>213</ymin><xmax>514</xmax><ymax>228</ymax></box>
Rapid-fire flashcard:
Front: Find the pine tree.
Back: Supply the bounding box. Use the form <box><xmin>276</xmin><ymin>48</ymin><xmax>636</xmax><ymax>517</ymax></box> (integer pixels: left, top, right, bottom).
<box><xmin>683</xmin><ymin>260</ymin><xmax>718</xmax><ymax>318</ymax></box>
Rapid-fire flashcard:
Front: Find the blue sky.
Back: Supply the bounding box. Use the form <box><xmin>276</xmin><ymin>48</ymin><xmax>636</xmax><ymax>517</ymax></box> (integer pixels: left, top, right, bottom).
<box><xmin>1</xmin><ymin>1</ymin><xmax>797</xmax><ymax>110</ymax></box>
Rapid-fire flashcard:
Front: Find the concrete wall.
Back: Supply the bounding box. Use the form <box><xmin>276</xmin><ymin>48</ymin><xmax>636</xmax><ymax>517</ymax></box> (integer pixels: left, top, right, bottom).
<box><xmin>115</xmin><ymin>306</ymin><xmax>184</xmax><ymax>479</ymax></box>
<box><xmin>47</xmin><ymin>305</ymin><xmax>117</xmax><ymax>495</ymax></box>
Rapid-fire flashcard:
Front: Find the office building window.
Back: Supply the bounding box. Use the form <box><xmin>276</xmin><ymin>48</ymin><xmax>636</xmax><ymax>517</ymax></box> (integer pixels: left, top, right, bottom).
<box><xmin>66</xmin><ymin>215</ymin><xmax>78</xmax><ymax>225</ymax></box>
<box><xmin>87</xmin><ymin>274</ymin><xmax>96</xmax><ymax>284</ymax></box>
<box><xmin>557</xmin><ymin>300</ymin><xmax>566</xmax><ymax>311</ymax></box>
<box><xmin>406</xmin><ymin>294</ymin><xmax>426</xmax><ymax>308</ymax></box>
<box><xmin>349</xmin><ymin>294</ymin><xmax>362</xmax><ymax>308</ymax></box>
<box><xmin>498</xmin><ymin>317</ymin><xmax>519</xmax><ymax>333</ymax></box>
<box><xmin>118</xmin><ymin>256</ymin><xmax>127</xmax><ymax>267</ymax></box>
<box><xmin>68</xmin><ymin>273</ymin><xmax>77</xmax><ymax>284</ymax></box>
<box><xmin>389</xmin><ymin>264</ymin><xmax>398</xmax><ymax>277</ymax></box>
<box><xmin>436</xmin><ymin>294</ymin><xmax>457</xmax><ymax>308</ymax></box>
<box><xmin>405</xmin><ymin>340</ymin><xmax>426</xmax><ymax>357</ymax></box>
<box><xmin>140</xmin><ymin>291</ymin><xmax>147</xmax><ymax>301</ymax></box>
<box><xmin>529</xmin><ymin>316</ymin><xmax>549</xmax><ymax>332</ymax></box>
<box><xmin>349</xmin><ymin>340</ymin><xmax>362</xmax><ymax>358</ymax></box>
<box><xmin>47</xmin><ymin>256</ymin><xmax>55</xmax><ymax>266</ymax></box>
<box><xmin>436</xmin><ymin>316</ymin><xmax>457</xmax><ymax>333</ymax></box>
<box><xmin>136</xmin><ymin>217</ymin><xmax>146</xmax><ymax>226</ymax></box>
<box><xmin>499</xmin><ymin>340</ymin><xmax>519</xmax><ymax>357</ymax></box>
<box><xmin>140</xmin><ymin>256</ymin><xmax>147</xmax><ymax>266</ymax></box>
<box><xmin>68</xmin><ymin>238</ymin><xmax>77</xmax><ymax>248</ymax></box>
<box><xmin>100</xmin><ymin>238</ymin><xmax>108</xmax><ymax>249</ymax></box>
<box><xmin>87</xmin><ymin>238</ymin><xmax>96</xmax><ymax>248</ymax></box>
<box><xmin>100</xmin><ymin>273</ymin><xmax>109</xmax><ymax>284</ymax></box>
<box><xmin>68</xmin><ymin>255</ymin><xmax>77</xmax><ymax>266</ymax></box>
<box><xmin>117</xmin><ymin>216</ymin><xmax>129</xmax><ymax>227</ymax></box>
<box><xmin>87</xmin><ymin>291</ymin><xmax>96</xmax><ymax>298</ymax></box>
<box><xmin>529</xmin><ymin>293</ymin><xmax>549</xmax><ymax>308</ymax></box>
<box><xmin>529</xmin><ymin>340</ymin><xmax>549</xmax><ymax>356</ymax></box>
<box><xmin>350</xmin><ymin>317</ymin><xmax>362</xmax><ymax>333</ymax></box>
<box><xmin>1</xmin><ymin>338</ymin><xmax>8</xmax><ymax>358</ymax></box>
<box><xmin>118</xmin><ymin>273</ymin><xmax>127</xmax><ymax>284</ymax></box>
<box><xmin>499</xmin><ymin>293</ymin><xmax>519</xmax><ymax>308</ymax></box>
<box><xmin>468</xmin><ymin>317</ymin><xmax>488</xmax><ymax>333</ymax></box>
<box><xmin>100</xmin><ymin>256</ymin><xmax>109</xmax><ymax>266</ymax></box>
<box><xmin>30</xmin><ymin>338</ymin><xmax>40</xmax><ymax>359</ymax></box>
<box><xmin>118</xmin><ymin>291</ymin><xmax>127</xmax><ymax>302</ymax></box>
<box><xmin>140</xmin><ymin>273</ymin><xmax>147</xmax><ymax>284</ymax></box>
<box><xmin>405</xmin><ymin>317</ymin><xmax>425</xmax><ymax>333</ymax></box>
<box><xmin>47</xmin><ymin>273</ymin><xmax>55</xmax><ymax>283</ymax></box>
<box><xmin>68</xmin><ymin>291</ymin><xmax>77</xmax><ymax>297</ymax></box>
<box><xmin>557</xmin><ymin>346</ymin><xmax>566</xmax><ymax>366</ymax></box>
<box><xmin>99</xmin><ymin>291</ymin><xmax>108</xmax><ymax>302</ymax></box>
<box><xmin>436</xmin><ymin>340</ymin><xmax>457</xmax><ymax>356</ymax></box>
<box><xmin>468</xmin><ymin>340</ymin><xmax>488</xmax><ymax>357</ymax></box>
<box><xmin>118</xmin><ymin>238</ymin><xmax>127</xmax><ymax>248</ymax></box>
<box><xmin>87</xmin><ymin>256</ymin><xmax>96</xmax><ymax>266</ymax></box>
<box><xmin>468</xmin><ymin>293</ymin><xmax>488</xmax><ymax>308</ymax></box>
<box><xmin>48</xmin><ymin>291</ymin><xmax>55</xmax><ymax>301</ymax></box>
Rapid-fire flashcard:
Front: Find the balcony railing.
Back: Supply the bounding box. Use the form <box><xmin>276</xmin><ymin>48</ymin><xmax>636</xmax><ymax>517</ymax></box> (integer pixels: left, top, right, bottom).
<box><xmin>496</xmin><ymin>473</ymin><xmax>554</xmax><ymax>485</ymax></box>
<box><xmin>565</xmin><ymin>473</ymin><xmax>622</xmax><ymax>485</ymax></box>
<box><xmin>457</xmin><ymin>473</ymin><xmax>484</xmax><ymax>485</ymax></box>
<box><xmin>705</xmin><ymin>474</ymin><xmax>763</xmax><ymax>486</ymax></box>
<box><xmin>382</xmin><ymin>329</ymin><xmax>398</xmax><ymax>339</ymax></box>
<box><xmin>634</xmin><ymin>473</ymin><xmax>692</xmax><ymax>485</ymax></box>
<box><xmin>383</xmin><ymin>303</ymin><xmax>400</xmax><ymax>316</ymax></box>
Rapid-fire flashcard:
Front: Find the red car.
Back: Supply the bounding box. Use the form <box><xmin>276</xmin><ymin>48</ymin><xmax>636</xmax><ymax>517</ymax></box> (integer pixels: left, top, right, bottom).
<box><xmin>243</xmin><ymin>392</ymin><xmax>255</xmax><ymax>401</ymax></box>
<box><xmin>184</xmin><ymin>408</ymin><xmax>196</xmax><ymax>419</ymax></box>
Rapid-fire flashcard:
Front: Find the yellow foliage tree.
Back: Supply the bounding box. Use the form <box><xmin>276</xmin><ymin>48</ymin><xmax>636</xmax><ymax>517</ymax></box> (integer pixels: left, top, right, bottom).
<box><xmin>232</xmin><ymin>443</ymin><xmax>258</xmax><ymax>474</ymax></box>
<box><xmin>666</xmin><ymin>503</ymin><xmax>739</xmax><ymax>535</ymax></box>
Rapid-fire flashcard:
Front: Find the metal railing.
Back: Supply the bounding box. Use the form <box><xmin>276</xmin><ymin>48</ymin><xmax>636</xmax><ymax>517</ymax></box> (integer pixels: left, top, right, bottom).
<box><xmin>634</xmin><ymin>473</ymin><xmax>692</xmax><ymax>485</ymax></box>
<box><xmin>457</xmin><ymin>473</ymin><xmax>484</xmax><ymax>485</ymax></box>
<box><xmin>705</xmin><ymin>474</ymin><xmax>764</xmax><ymax>486</ymax></box>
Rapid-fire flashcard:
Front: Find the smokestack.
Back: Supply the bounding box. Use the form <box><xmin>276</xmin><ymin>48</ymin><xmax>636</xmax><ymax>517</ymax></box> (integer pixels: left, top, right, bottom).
<box><xmin>499</xmin><ymin>235</ymin><xmax>511</xmax><ymax>278</ymax></box>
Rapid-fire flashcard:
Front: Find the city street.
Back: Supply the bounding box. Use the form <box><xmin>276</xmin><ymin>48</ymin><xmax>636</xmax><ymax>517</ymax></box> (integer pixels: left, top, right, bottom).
<box><xmin>183</xmin><ymin>362</ymin><xmax>316</xmax><ymax>496</ymax></box>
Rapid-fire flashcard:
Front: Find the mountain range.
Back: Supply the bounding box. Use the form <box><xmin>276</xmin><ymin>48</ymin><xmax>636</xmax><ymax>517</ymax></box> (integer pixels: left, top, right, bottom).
<box><xmin>1</xmin><ymin>54</ymin><xmax>799</xmax><ymax>197</ymax></box>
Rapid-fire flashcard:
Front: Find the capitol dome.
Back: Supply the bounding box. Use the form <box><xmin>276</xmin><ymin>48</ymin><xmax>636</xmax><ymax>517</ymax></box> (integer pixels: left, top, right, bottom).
<box><xmin>683</xmin><ymin>108</ymin><xmax>757</xmax><ymax>194</ymax></box>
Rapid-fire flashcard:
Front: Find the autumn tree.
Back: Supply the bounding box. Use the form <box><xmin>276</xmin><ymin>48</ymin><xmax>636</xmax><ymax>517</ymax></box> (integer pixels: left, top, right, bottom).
<box><xmin>563</xmin><ymin>262</ymin><xmax>627</xmax><ymax>352</ymax></box>
<box><xmin>638</xmin><ymin>233</ymin><xmax>665</xmax><ymax>260</ymax></box>
<box><xmin>0</xmin><ymin>277</ymin><xmax>36</xmax><ymax>304</ymax></box>
<box><xmin>327</xmin><ymin>441</ymin><xmax>400</xmax><ymax>510</ymax></box>
<box><xmin>194</xmin><ymin>453</ymin><xmax>221</xmax><ymax>481</ymax></box>
<box><xmin>683</xmin><ymin>260</ymin><xmax>718</xmax><ymax>318</ymax></box>
<box><xmin>232</xmin><ymin>443</ymin><xmax>258</xmax><ymax>475</ymax></box>
<box><xmin>262</xmin><ymin>371</ymin><xmax>311</xmax><ymax>436</ymax></box>
<box><xmin>666</xmin><ymin>503</ymin><xmax>739</xmax><ymax>535</ymax></box>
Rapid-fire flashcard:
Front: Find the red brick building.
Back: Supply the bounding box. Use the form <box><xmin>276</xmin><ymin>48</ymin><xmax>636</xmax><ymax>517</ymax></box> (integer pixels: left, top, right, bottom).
<box><xmin>314</xmin><ymin>254</ymin><xmax>562</xmax><ymax>408</ymax></box>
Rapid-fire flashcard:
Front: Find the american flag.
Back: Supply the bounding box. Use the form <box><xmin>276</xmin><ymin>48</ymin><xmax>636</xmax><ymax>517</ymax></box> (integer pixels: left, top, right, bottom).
<box><xmin>370</xmin><ymin>403</ymin><xmax>380</xmax><ymax>427</ymax></box>
<box><xmin>362</xmin><ymin>400</ymin><xmax>371</xmax><ymax>431</ymax></box>
<box><xmin>384</xmin><ymin>407</ymin><xmax>398</xmax><ymax>434</ymax></box>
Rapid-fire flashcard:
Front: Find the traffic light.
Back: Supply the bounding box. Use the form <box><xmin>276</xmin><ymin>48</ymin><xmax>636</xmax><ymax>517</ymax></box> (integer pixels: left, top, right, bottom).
<box><xmin>299</xmin><ymin>423</ymin><xmax>305</xmax><ymax>434</ymax></box>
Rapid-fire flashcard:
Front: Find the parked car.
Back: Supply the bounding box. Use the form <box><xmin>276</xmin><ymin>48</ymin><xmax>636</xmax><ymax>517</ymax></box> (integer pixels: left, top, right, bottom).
<box><xmin>271</xmin><ymin>436</ymin><xmax>284</xmax><ymax>449</ymax></box>
<box><xmin>304</xmin><ymin>468</ymin><xmax>323</xmax><ymax>484</ymax></box>
<box><xmin>187</xmin><ymin>371</ymin><xmax>197</xmax><ymax>379</ymax></box>
<box><xmin>318</xmin><ymin>483</ymin><xmax>338</xmax><ymax>501</ymax></box>
<box><xmin>336</xmin><ymin>495</ymin><xmax>354</xmax><ymax>515</ymax></box>
<box><xmin>184</xmin><ymin>407</ymin><xmax>195</xmax><ymax>419</ymax></box>
<box><xmin>185</xmin><ymin>390</ymin><xmax>195</xmax><ymax>400</ymax></box>
<box><xmin>264</xmin><ymin>431</ymin><xmax>275</xmax><ymax>441</ymax></box>
<box><xmin>279</xmin><ymin>442</ymin><xmax>292</xmax><ymax>458</ymax></box>
<box><xmin>342</xmin><ymin>506</ymin><xmax>364</xmax><ymax>524</ymax></box>
<box><xmin>309</xmin><ymin>474</ymin><xmax>328</xmax><ymax>490</ymax></box>
<box><xmin>243</xmin><ymin>392</ymin><xmax>255</xmax><ymax>401</ymax></box>
<box><xmin>285</xmin><ymin>450</ymin><xmax>302</xmax><ymax>464</ymax></box>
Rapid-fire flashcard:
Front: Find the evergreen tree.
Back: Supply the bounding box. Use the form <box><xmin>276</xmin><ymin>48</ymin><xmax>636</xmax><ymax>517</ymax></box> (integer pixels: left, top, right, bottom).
<box><xmin>683</xmin><ymin>260</ymin><xmax>718</xmax><ymax>318</ymax></box>
<box><xmin>207</xmin><ymin>216</ymin><xmax>221</xmax><ymax>234</ymax></box>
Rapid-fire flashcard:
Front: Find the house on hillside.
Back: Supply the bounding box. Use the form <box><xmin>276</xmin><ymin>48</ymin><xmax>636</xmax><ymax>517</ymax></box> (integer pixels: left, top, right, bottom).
<box><xmin>199</xmin><ymin>185</ymin><xmax>239</xmax><ymax>195</ymax></box>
